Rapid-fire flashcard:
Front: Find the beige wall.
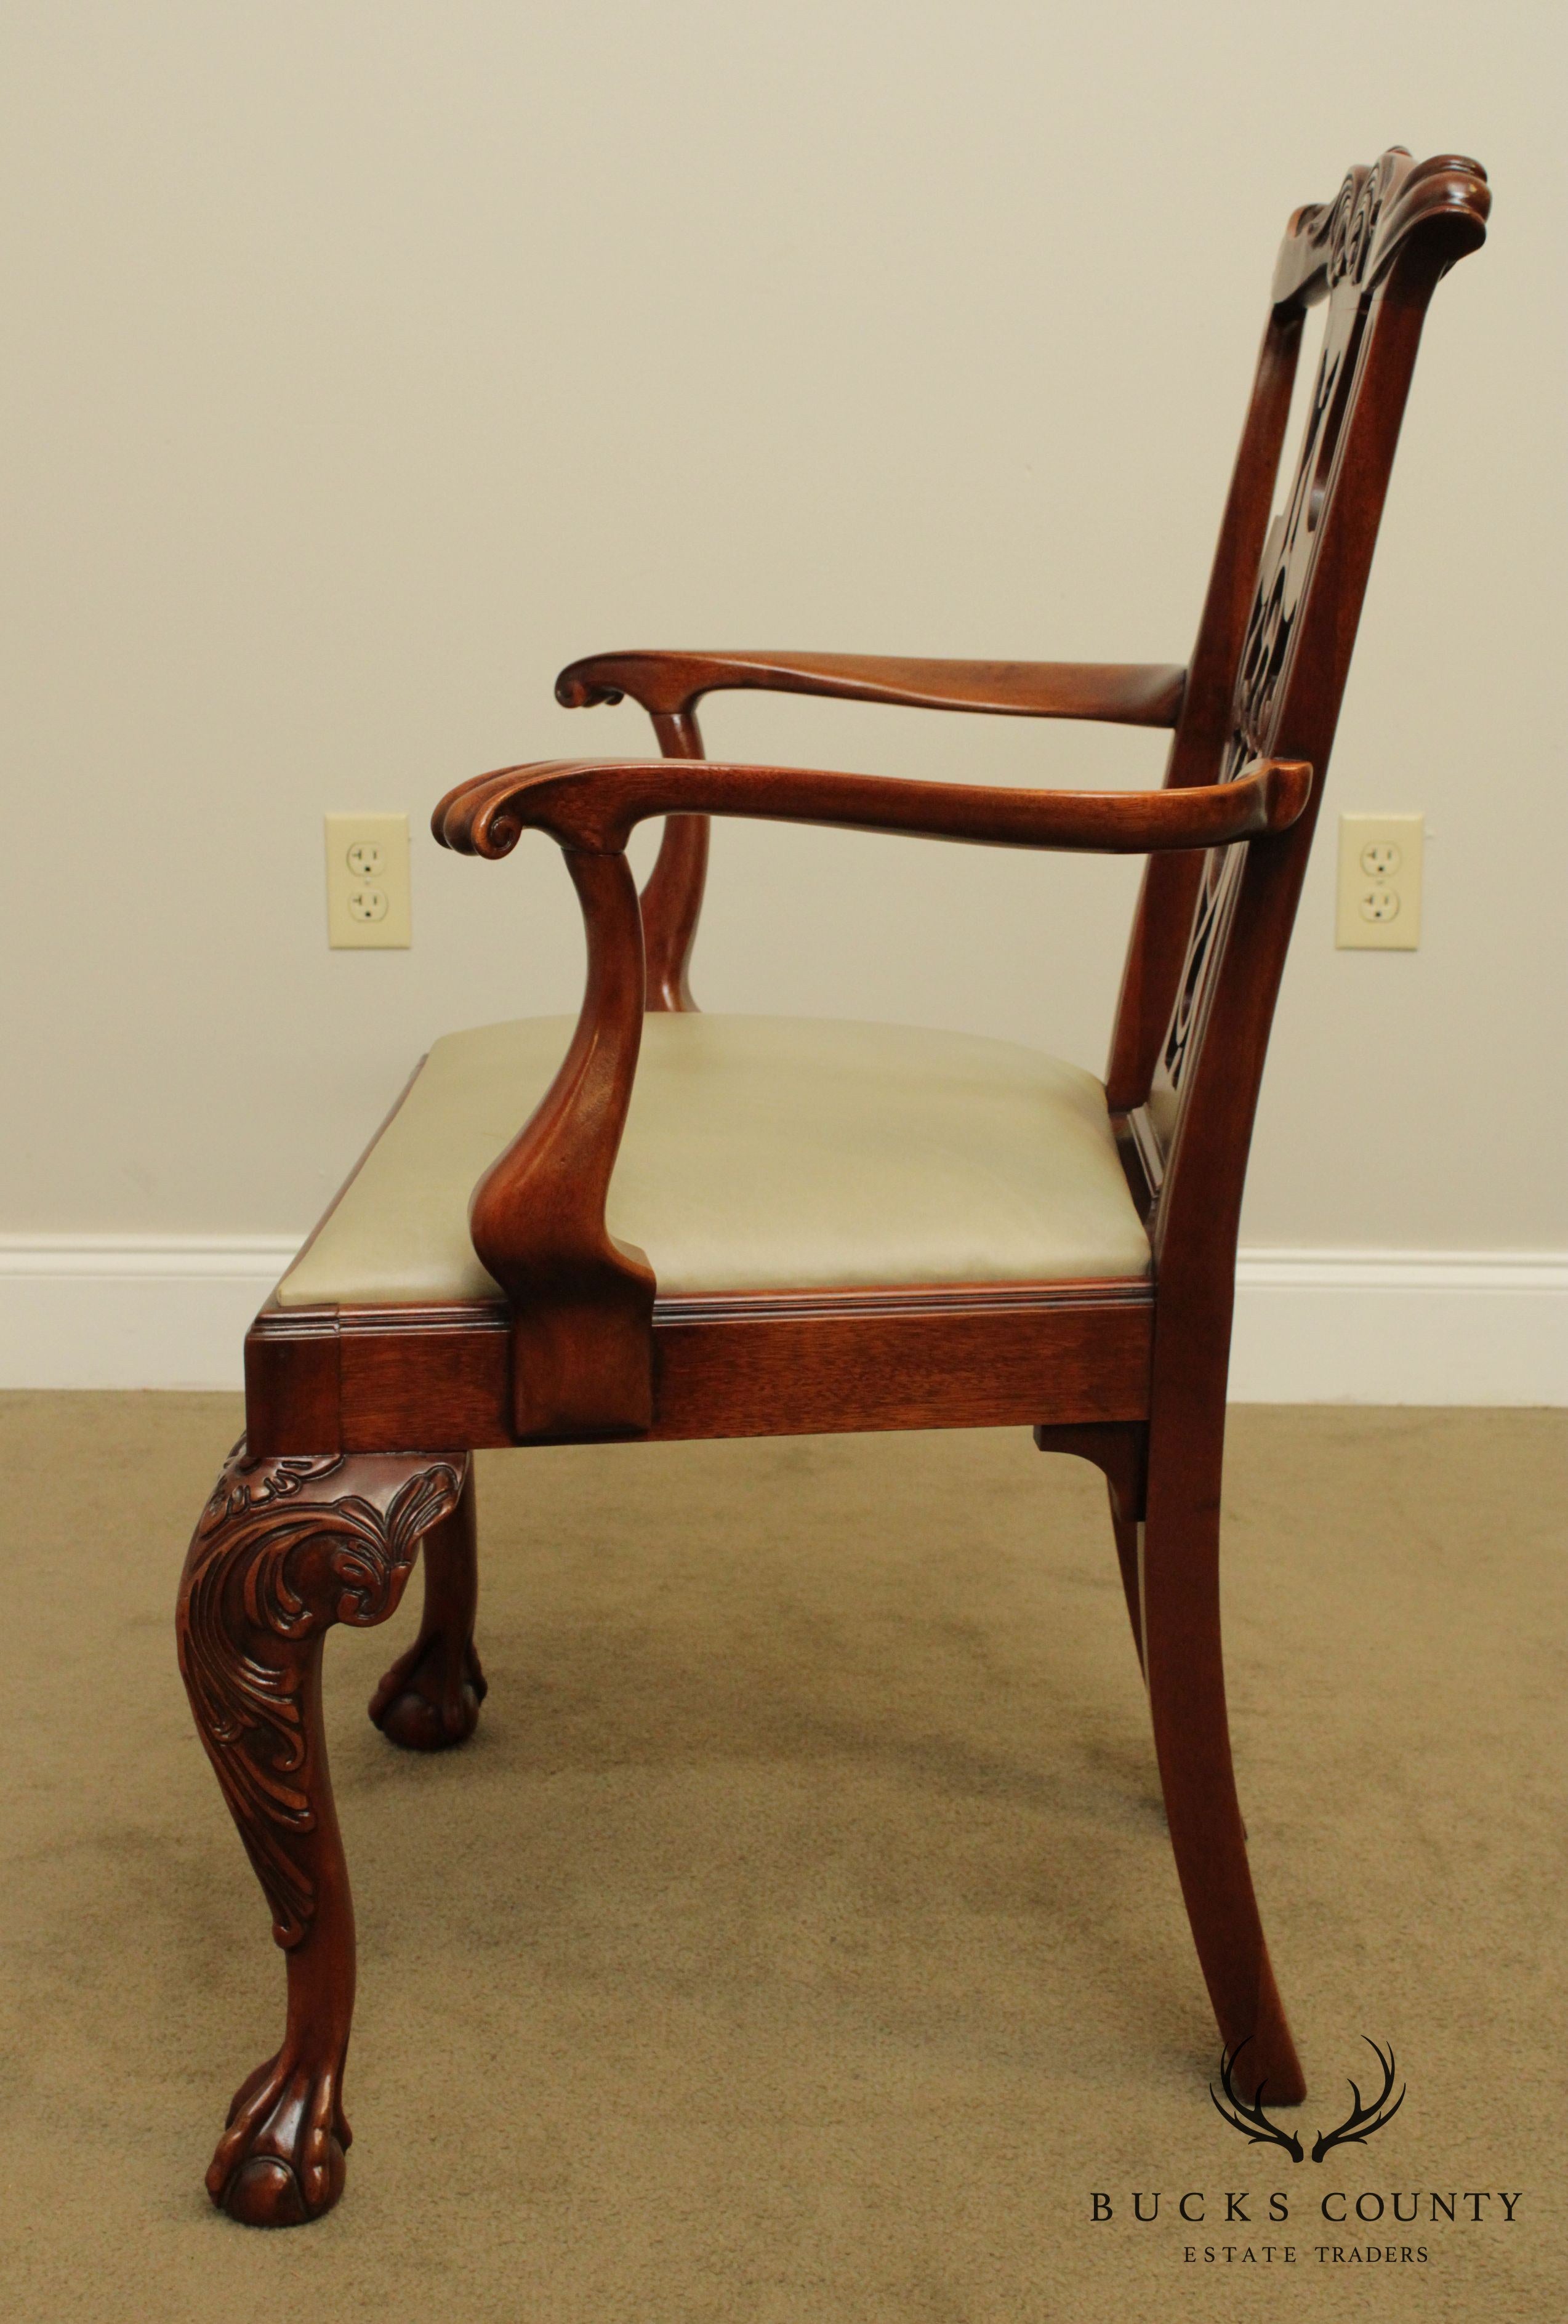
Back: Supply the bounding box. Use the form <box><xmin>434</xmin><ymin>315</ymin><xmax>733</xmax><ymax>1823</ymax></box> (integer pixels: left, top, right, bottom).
<box><xmin>2</xmin><ymin>1</ymin><xmax>1562</xmax><ymax>1252</ymax></box>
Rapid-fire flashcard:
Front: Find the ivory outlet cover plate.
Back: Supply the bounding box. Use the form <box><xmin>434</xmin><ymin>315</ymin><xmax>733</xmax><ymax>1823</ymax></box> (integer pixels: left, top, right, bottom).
<box><xmin>326</xmin><ymin>813</ymin><xmax>411</xmax><ymax>948</ymax></box>
<box><xmin>1335</xmin><ymin>811</ymin><xmax>1423</xmax><ymax>951</ymax></box>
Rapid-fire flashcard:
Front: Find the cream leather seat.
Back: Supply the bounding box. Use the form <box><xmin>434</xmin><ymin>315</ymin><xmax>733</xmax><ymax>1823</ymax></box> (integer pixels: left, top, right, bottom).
<box><xmin>276</xmin><ymin>1014</ymin><xmax>1151</xmax><ymax>1308</ymax></box>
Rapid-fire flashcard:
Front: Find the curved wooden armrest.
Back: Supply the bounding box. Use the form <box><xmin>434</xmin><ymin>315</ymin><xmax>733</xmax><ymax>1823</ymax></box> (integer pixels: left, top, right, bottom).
<box><xmin>433</xmin><ymin>755</ymin><xmax>1311</xmax><ymax>861</ymax></box>
<box><xmin>451</xmin><ymin>750</ymin><xmax>1308</xmax><ymax>1441</ymax></box>
<box><xmin>557</xmin><ymin>649</ymin><xmax>1186</xmax><ymax>729</ymax></box>
<box><xmin>556</xmin><ymin>652</ymin><xmax>1185</xmax><ymax>1013</ymax></box>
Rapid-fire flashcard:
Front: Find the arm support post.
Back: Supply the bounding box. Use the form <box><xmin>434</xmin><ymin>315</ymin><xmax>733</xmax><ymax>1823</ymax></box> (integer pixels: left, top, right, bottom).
<box><xmin>467</xmin><ymin>849</ymin><xmax>656</xmax><ymax>1440</ymax></box>
<box><xmin>638</xmin><ymin>707</ymin><xmax>709</xmax><ymax>1011</ymax></box>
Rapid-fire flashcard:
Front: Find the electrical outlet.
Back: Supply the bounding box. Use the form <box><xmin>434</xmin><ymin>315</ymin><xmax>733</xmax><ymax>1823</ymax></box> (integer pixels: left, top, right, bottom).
<box><xmin>1335</xmin><ymin>812</ymin><xmax>1423</xmax><ymax>951</ymax></box>
<box><xmin>325</xmin><ymin>813</ymin><xmax>411</xmax><ymax>948</ymax></box>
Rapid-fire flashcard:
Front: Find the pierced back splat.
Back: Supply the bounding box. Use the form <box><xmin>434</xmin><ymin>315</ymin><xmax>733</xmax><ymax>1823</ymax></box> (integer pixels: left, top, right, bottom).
<box><xmin>1138</xmin><ymin>151</ymin><xmax>1489</xmax><ymax>1172</ymax></box>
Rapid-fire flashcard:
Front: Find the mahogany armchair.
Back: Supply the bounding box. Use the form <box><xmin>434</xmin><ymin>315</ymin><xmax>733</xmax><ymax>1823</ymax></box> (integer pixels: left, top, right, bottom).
<box><xmin>177</xmin><ymin>148</ymin><xmax>1489</xmax><ymax>2225</ymax></box>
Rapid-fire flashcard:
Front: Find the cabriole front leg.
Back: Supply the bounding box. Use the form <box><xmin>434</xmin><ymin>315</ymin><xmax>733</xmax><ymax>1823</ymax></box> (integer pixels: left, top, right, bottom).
<box><xmin>177</xmin><ymin>1442</ymin><xmax>468</xmax><ymax>2227</ymax></box>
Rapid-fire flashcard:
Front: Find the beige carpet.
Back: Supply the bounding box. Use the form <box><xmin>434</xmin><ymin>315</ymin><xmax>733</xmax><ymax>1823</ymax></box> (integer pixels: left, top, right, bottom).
<box><xmin>0</xmin><ymin>1395</ymin><xmax>1561</xmax><ymax>2323</ymax></box>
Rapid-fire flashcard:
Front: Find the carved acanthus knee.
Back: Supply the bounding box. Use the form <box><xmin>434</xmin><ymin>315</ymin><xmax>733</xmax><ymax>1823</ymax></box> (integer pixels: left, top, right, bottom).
<box><xmin>179</xmin><ymin>1443</ymin><xmax>465</xmax><ymax>1944</ymax></box>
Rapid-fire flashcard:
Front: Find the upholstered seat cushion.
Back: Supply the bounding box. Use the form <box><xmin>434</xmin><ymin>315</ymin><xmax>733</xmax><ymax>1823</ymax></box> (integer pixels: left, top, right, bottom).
<box><xmin>276</xmin><ymin>1013</ymin><xmax>1151</xmax><ymax>1308</ymax></box>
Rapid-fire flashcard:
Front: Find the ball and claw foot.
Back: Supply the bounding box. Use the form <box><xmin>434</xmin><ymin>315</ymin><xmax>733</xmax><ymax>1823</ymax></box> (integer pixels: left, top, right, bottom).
<box><xmin>206</xmin><ymin>2048</ymin><xmax>351</xmax><ymax>2227</ymax></box>
<box><xmin>368</xmin><ymin>1632</ymin><xmax>487</xmax><ymax>1751</ymax></box>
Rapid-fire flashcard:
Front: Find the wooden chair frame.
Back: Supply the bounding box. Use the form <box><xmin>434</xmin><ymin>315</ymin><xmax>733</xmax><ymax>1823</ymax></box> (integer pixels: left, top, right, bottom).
<box><xmin>177</xmin><ymin>150</ymin><xmax>1489</xmax><ymax>2226</ymax></box>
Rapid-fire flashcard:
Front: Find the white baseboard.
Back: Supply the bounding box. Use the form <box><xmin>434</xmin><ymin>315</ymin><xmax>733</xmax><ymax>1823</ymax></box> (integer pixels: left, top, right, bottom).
<box><xmin>1229</xmin><ymin>1249</ymin><xmax>1566</xmax><ymax>1404</ymax></box>
<box><xmin>0</xmin><ymin>1236</ymin><xmax>300</xmax><ymax>1392</ymax></box>
<box><xmin>0</xmin><ymin>1236</ymin><xmax>1562</xmax><ymax>1404</ymax></box>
